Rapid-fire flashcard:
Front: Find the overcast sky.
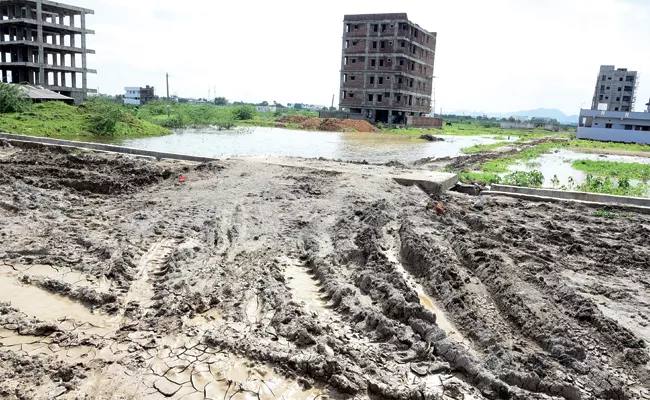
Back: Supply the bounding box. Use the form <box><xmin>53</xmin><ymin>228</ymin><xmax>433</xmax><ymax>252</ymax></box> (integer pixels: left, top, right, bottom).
<box><xmin>73</xmin><ymin>0</ymin><xmax>650</xmax><ymax>115</ymax></box>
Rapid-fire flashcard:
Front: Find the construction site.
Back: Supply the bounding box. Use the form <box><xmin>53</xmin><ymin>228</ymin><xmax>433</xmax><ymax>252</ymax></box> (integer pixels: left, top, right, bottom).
<box><xmin>0</xmin><ymin>135</ymin><xmax>649</xmax><ymax>400</ymax></box>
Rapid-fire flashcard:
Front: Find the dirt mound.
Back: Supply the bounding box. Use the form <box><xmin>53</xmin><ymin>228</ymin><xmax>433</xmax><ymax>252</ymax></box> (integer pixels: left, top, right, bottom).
<box><xmin>0</xmin><ymin>143</ymin><xmax>173</xmax><ymax>195</ymax></box>
<box><xmin>277</xmin><ymin>116</ymin><xmax>379</xmax><ymax>133</ymax></box>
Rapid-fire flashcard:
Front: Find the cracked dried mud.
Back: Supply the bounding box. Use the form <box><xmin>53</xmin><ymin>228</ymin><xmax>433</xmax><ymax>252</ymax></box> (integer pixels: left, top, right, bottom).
<box><xmin>0</xmin><ymin>140</ymin><xmax>649</xmax><ymax>400</ymax></box>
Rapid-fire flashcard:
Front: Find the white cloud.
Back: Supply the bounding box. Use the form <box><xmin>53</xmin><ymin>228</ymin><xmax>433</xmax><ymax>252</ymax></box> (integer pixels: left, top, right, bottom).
<box><xmin>74</xmin><ymin>0</ymin><xmax>650</xmax><ymax>114</ymax></box>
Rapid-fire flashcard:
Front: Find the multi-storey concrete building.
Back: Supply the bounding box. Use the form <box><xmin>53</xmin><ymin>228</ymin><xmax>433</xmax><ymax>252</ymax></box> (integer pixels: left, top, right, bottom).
<box><xmin>339</xmin><ymin>13</ymin><xmax>436</xmax><ymax>124</ymax></box>
<box><xmin>0</xmin><ymin>0</ymin><xmax>95</xmax><ymax>104</ymax></box>
<box><xmin>591</xmin><ymin>65</ymin><xmax>637</xmax><ymax>112</ymax></box>
<box><xmin>124</xmin><ymin>85</ymin><xmax>154</xmax><ymax>106</ymax></box>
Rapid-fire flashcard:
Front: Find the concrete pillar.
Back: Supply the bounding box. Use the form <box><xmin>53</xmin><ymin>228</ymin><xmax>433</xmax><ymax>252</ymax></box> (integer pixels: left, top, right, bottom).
<box><xmin>36</xmin><ymin>0</ymin><xmax>44</xmax><ymax>85</ymax></box>
<box><xmin>81</xmin><ymin>12</ymin><xmax>86</xmax><ymax>94</ymax></box>
<box><xmin>61</xmin><ymin>71</ymin><xmax>66</xmax><ymax>87</ymax></box>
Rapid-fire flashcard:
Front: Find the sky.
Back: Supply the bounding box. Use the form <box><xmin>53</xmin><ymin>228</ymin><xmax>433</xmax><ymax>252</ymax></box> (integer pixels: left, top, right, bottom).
<box><xmin>72</xmin><ymin>0</ymin><xmax>650</xmax><ymax>116</ymax></box>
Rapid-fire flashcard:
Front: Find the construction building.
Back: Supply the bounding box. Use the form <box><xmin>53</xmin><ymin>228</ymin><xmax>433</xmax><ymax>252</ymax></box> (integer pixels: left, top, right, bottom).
<box><xmin>0</xmin><ymin>0</ymin><xmax>95</xmax><ymax>104</ymax></box>
<box><xmin>124</xmin><ymin>86</ymin><xmax>154</xmax><ymax>106</ymax></box>
<box><xmin>591</xmin><ymin>65</ymin><xmax>637</xmax><ymax>112</ymax></box>
<box><xmin>339</xmin><ymin>13</ymin><xmax>436</xmax><ymax>124</ymax></box>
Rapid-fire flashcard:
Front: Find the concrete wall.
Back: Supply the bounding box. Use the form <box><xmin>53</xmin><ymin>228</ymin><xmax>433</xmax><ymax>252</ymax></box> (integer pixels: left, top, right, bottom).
<box><xmin>501</xmin><ymin>122</ymin><xmax>534</xmax><ymax>129</ymax></box>
<box><xmin>577</xmin><ymin>127</ymin><xmax>650</xmax><ymax>145</ymax></box>
<box><xmin>407</xmin><ymin>116</ymin><xmax>442</xmax><ymax>128</ymax></box>
<box><xmin>318</xmin><ymin>111</ymin><xmax>366</xmax><ymax>120</ymax></box>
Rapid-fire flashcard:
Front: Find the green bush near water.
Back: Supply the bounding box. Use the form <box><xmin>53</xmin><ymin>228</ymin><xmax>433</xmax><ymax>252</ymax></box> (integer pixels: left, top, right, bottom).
<box><xmin>572</xmin><ymin>160</ymin><xmax>650</xmax><ymax>181</ymax></box>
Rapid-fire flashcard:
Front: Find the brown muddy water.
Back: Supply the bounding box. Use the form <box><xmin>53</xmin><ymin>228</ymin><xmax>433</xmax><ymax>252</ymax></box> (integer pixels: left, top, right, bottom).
<box><xmin>111</xmin><ymin>127</ymin><xmax>510</xmax><ymax>163</ymax></box>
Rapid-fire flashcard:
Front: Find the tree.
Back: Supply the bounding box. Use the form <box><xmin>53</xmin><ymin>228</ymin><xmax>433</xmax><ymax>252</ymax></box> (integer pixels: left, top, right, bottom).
<box><xmin>258</xmin><ymin>101</ymin><xmax>269</xmax><ymax>107</ymax></box>
<box><xmin>214</xmin><ymin>97</ymin><xmax>229</xmax><ymax>106</ymax></box>
<box><xmin>293</xmin><ymin>103</ymin><xmax>303</xmax><ymax>110</ymax></box>
<box><xmin>232</xmin><ymin>105</ymin><xmax>256</xmax><ymax>120</ymax></box>
<box><xmin>0</xmin><ymin>83</ymin><xmax>31</xmax><ymax>113</ymax></box>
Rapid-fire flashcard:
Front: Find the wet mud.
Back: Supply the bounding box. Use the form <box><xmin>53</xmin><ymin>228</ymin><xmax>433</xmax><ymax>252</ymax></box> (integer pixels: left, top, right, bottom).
<box><xmin>0</xmin><ymin>143</ymin><xmax>649</xmax><ymax>399</ymax></box>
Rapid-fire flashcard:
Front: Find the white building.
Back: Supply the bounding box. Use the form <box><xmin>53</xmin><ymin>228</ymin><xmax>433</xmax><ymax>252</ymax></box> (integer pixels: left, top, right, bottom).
<box><xmin>578</xmin><ymin>109</ymin><xmax>650</xmax><ymax>144</ymax></box>
<box><xmin>256</xmin><ymin>106</ymin><xmax>277</xmax><ymax>113</ymax></box>
<box><xmin>124</xmin><ymin>87</ymin><xmax>141</xmax><ymax>105</ymax></box>
<box><xmin>124</xmin><ymin>86</ymin><xmax>155</xmax><ymax>105</ymax></box>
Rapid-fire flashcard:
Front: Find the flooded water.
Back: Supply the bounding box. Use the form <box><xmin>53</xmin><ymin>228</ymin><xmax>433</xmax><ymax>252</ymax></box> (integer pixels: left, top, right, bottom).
<box><xmin>109</xmin><ymin>127</ymin><xmax>508</xmax><ymax>163</ymax></box>
<box><xmin>508</xmin><ymin>148</ymin><xmax>650</xmax><ymax>189</ymax></box>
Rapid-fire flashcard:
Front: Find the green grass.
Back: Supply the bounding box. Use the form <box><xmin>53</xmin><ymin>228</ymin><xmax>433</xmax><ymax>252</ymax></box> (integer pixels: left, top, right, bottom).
<box><xmin>458</xmin><ymin>171</ymin><xmax>503</xmax><ymax>185</ymax></box>
<box><xmin>594</xmin><ymin>210</ymin><xmax>620</xmax><ymax>219</ymax></box>
<box><xmin>568</xmin><ymin>139</ymin><xmax>650</xmax><ymax>153</ymax></box>
<box><xmin>572</xmin><ymin>160</ymin><xmax>650</xmax><ymax>181</ymax></box>
<box><xmin>461</xmin><ymin>141</ymin><xmax>511</xmax><ymax>154</ymax></box>
<box><xmin>137</xmin><ymin>102</ymin><xmax>319</xmax><ymax>129</ymax></box>
<box><xmin>0</xmin><ymin>101</ymin><xmax>170</xmax><ymax>137</ymax></box>
<box><xmin>575</xmin><ymin>175</ymin><xmax>648</xmax><ymax>197</ymax></box>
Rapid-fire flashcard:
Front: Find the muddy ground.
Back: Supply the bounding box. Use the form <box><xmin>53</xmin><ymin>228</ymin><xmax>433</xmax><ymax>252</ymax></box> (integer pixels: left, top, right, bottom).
<box><xmin>0</xmin><ymin>140</ymin><xmax>649</xmax><ymax>400</ymax></box>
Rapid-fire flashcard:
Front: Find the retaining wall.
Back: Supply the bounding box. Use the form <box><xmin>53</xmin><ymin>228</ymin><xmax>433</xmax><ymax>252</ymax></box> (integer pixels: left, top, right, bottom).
<box><xmin>490</xmin><ymin>184</ymin><xmax>650</xmax><ymax>207</ymax></box>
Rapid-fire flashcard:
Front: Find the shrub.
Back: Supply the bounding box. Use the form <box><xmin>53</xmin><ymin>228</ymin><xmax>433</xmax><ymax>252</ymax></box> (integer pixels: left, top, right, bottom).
<box><xmin>502</xmin><ymin>170</ymin><xmax>544</xmax><ymax>187</ymax></box>
<box><xmin>0</xmin><ymin>83</ymin><xmax>31</xmax><ymax>113</ymax></box>
<box><xmin>82</xmin><ymin>98</ymin><xmax>123</xmax><ymax>135</ymax></box>
<box><xmin>232</xmin><ymin>105</ymin><xmax>256</xmax><ymax>121</ymax></box>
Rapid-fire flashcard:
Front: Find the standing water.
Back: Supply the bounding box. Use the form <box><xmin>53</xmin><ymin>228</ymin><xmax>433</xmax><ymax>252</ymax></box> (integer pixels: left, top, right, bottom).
<box><xmin>107</xmin><ymin>127</ymin><xmax>509</xmax><ymax>163</ymax></box>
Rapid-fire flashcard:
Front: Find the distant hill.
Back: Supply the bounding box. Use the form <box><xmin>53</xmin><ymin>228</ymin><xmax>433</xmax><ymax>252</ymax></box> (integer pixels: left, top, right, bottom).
<box><xmin>447</xmin><ymin>108</ymin><xmax>579</xmax><ymax>124</ymax></box>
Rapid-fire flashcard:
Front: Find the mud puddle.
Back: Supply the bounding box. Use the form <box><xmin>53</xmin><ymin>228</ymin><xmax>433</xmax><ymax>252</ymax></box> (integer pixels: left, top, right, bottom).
<box><xmin>386</xmin><ymin>250</ymin><xmax>471</xmax><ymax>348</ymax></box>
<box><xmin>6</xmin><ymin>263</ymin><xmax>111</xmax><ymax>293</ymax></box>
<box><xmin>0</xmin><ymin>274</ymin><xmax>118</xmax><ymax>336</ymax></box>
<box><xmin>284</xmin><ymin>259</ymin><xmax>330</xmax><ymax>315</ymax></box>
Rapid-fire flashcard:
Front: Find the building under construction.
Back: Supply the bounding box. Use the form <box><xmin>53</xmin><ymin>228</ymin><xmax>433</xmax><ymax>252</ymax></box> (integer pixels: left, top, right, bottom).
<box><xmin>339</xmin><ymin>13</ymin><xmax>436</xmax><ymax>124</ymax></box>
<box><xmin>0</xmin><ymin>0</ymin><xmax>95</xmax><ymax>104</ymax></box>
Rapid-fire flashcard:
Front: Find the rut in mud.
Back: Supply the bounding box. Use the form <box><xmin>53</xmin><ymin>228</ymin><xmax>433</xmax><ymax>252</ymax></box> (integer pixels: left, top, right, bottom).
<box><xmin>0</xmin><ymin>141</ymin><xmax>649</xmax><ymax>400</ymax></box>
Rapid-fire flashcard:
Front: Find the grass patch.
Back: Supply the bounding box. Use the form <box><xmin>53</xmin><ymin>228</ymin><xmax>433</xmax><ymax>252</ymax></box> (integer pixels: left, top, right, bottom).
<box><xmin>458</xmin><ymin>171</ymin><xmax>503</xmax><ymax>185</ymax></box>
<box><xmin>461</xmin><ymin>141</ymin><xmax>511</xmax><ymax>154</ymax></box>
<box><xmin>594</xmin><ymin>210</ymin><xmax>620</xmax><ymax>219</ymax></box>
<box><xmin>0</xmin><ymin>101</ymin><xmax>170</xmax><ymax>137</ymax></box>
<box><xmin>572</xmin><ymin>160</ymin><xmax>650</xmax><ymax>181</ymax></box>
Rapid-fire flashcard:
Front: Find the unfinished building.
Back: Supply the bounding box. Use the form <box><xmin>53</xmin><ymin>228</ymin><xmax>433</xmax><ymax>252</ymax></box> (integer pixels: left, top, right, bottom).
<box><xmin>0</xmin><ymin>0</ymin><xmax>95</xmax><ymax>104</ymax></box>
<box><xmin>339</xmin><ymin>13</ymin><xmax>436</xmax><ymax>124</ymax></box>
<box><xmin>591</xmin><ymin>65</ymin><xmax>638</xmax><ymax>112</ymax></box>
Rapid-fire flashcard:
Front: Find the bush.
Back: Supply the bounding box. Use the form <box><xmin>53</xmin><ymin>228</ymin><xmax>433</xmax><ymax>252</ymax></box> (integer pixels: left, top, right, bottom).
<box><xmin>0</xmin><ymin>83</ymin><xmax>31</xmax><ymax>113</ymax></box>
<box><xmin>232</xmin><ymin>105</ymin><xmax>256</xmax><ymax>121</ymax></box>
<box><xmin>82</xmin><ymin>98</ymin><xmax>123</xmax><ymax>135</ymax></box>
<box><xmin>502</xmin><ymin>170</ymin><xmax>544</xmax><ymax>187</ymax></box>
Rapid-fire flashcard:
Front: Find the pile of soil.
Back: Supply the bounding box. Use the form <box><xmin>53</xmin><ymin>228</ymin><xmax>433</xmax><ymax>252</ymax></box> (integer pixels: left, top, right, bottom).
<box><xmin>0</xmin><ymin>145</ymin><xmax>649</xmax><ymax>399</ymax></box>
<box><xmin>277</xmin><ymin>116</ymin><xmax>379</xmax><ymax>133</ymax></box>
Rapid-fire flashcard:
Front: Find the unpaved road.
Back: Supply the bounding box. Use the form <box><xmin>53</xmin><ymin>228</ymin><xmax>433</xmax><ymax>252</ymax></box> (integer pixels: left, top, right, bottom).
<box><xmin>0</xmin><ymin>140</ymin><xmax>649</xmax><ymax>400</ymax></box>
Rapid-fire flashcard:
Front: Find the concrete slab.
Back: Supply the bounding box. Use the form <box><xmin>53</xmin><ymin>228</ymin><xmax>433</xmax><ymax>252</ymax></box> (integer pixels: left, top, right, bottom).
<box><xmin>483</xmin><ymin>190</ymin><xmax>650</xmax><ymax>215</ymax></box>
<box><xmin>245</xmin><ymin>157</ymin><xmax>459</xmax><ymax>195</ymax></box>
<box><xmin>490</xmin><ymin>184</ymin><xmax>650</xmax><ymax>208</ymax></box>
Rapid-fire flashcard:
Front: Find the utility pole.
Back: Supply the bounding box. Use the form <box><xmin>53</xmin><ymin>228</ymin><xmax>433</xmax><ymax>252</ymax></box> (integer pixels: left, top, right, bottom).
<box><xmin>166</xmin><ymin>73</ymin><xmax>170</xmax><ymax>118</ymax></box>
<box><xmin>331</xmin><ymin>94</ymin><xmax>335</xmax><ymax>110</ymax></box>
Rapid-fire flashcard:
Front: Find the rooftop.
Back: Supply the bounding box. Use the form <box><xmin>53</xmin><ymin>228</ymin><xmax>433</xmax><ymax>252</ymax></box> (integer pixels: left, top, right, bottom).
<box><xmin>16</xmin><ymin>84</ymin><xmax>73</xmax><ymax>101</ymax></box>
